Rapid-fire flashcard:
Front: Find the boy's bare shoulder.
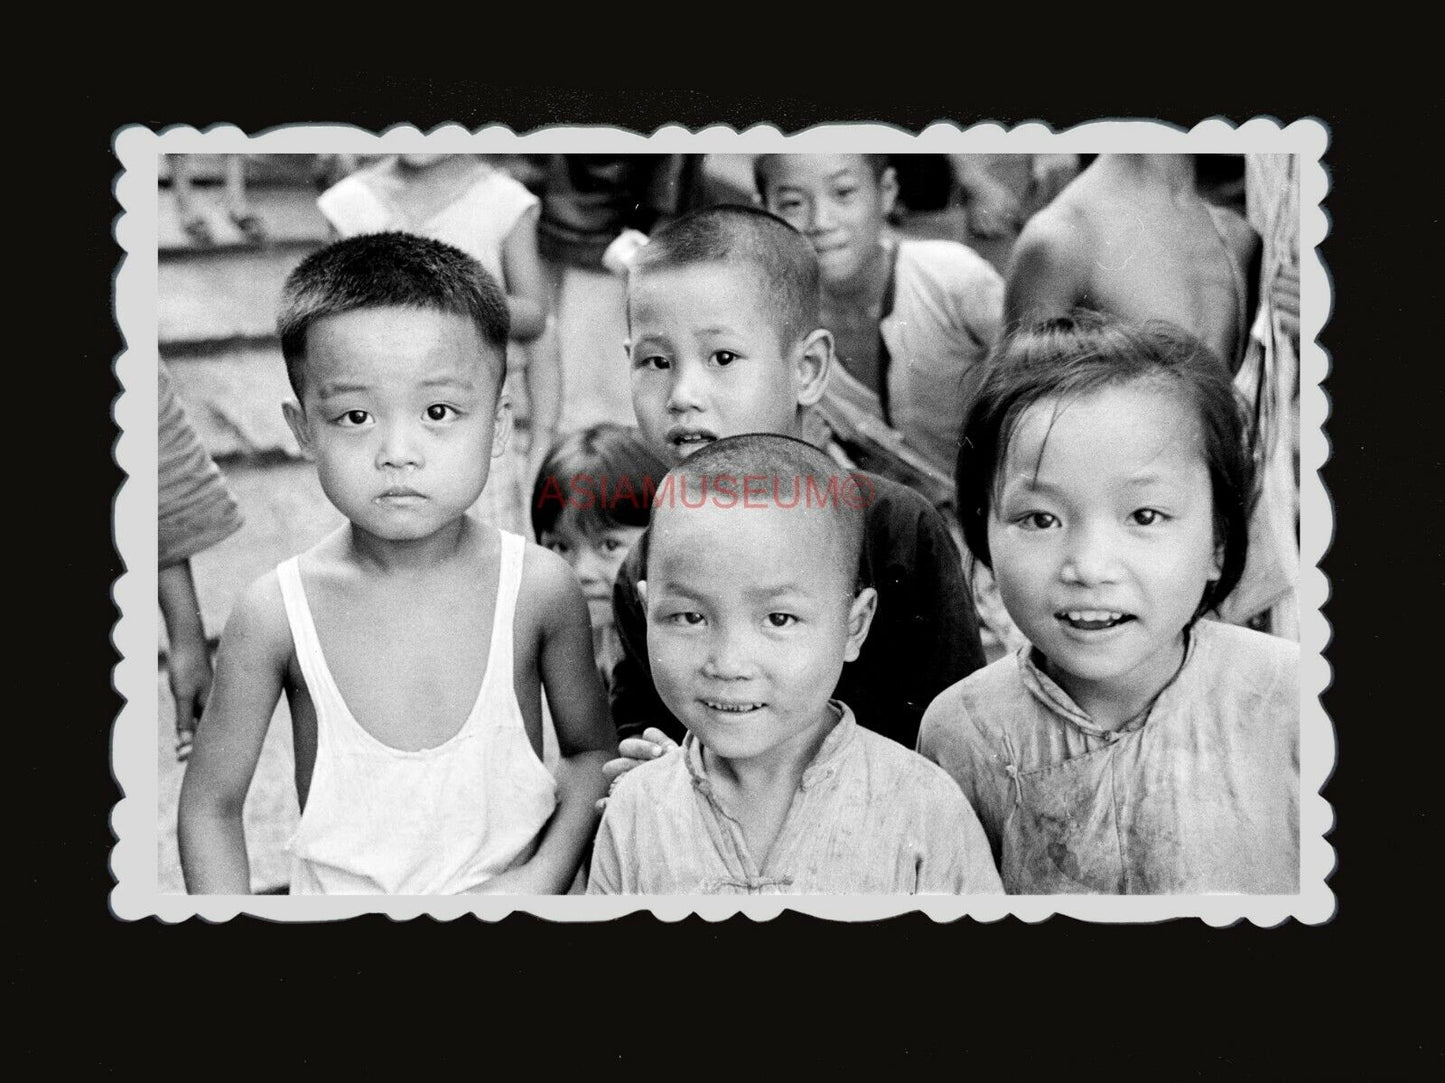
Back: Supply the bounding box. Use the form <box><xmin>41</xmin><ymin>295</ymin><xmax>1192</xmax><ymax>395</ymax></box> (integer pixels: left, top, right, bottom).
<box><xmin>1013</xmin><ymin>194</ymin><xmax>1095</xmax><ymax>263</ymax></box>
<box><xmin>220</xmin><ymin>566</ymin><xmax>294</xmax><ymax>665</ymax></box>
<box><xmin>516</xmin><ymin>537</ymin><xmax>589</xmax><ymax>628</ymax></box>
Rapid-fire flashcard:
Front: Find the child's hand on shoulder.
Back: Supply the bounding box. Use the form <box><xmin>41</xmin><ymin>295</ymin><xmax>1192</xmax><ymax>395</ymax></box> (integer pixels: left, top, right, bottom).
<box><xmin>596</xmin><ymin>727</ymin><xmax>679</xmax><ymax>811</ymax></box>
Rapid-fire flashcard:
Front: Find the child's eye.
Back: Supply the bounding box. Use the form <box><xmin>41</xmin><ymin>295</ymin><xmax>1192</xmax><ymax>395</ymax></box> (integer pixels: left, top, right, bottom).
<box><xmin>544</xmin><ymin>540</ymin><xmax>570</xmax><ymax>556</ymax></box>
<box><xmin>335</xmin><ymin>409</ymin><xmax>372</xmax><ymax>427</ymax></box>
<box><xmin>637</xmin><ymin>354</ymin><xmax>671</xmax><ymax>371</ymax></box>
<box><xmin>666</xmin><ymin>611</ymin><xmax>705</xmax><ymax>626</ymax></box>
<box><xmin>1017</xmin><ymin>512</ymin><xmax>1059</xmax><ymax>531</ymax></box>
<box><xmin>765</xmin><ymin>613</ymin><xmax>798</xmax><ymax>629</ymax></box>
<box><xmin>424</xmin><ymin>403</ymin><xmax>459</xmax><ymax>422</ymax></box>
<box><xmin>832</xmin><ymin>185</ymin><xmax>858</xmax><ymax>201</ymax></box>
<box><xmin>711</xmin><ymin>350</ymin><xmax>738</xmax><ymax>367</ymax></box>
<box><xmin>1131</xmin><ymin>508</ymin><xmax>1168</xmax><ymax>526</ymax></box>
<box><xmin>601</xmin><ymin>538</ymin><xmax>625</xmax><ymax>553</ymax></box>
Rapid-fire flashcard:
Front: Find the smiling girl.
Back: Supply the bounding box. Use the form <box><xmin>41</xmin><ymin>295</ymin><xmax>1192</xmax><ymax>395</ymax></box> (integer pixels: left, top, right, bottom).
<box><xmin>918</xmin><ymin>312</ymin><xmax>1299</xmax><ymax>894</ymax></box>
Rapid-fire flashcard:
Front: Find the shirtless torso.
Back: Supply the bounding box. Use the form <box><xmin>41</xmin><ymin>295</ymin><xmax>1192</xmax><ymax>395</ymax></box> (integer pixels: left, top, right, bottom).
<box><xmin>275</xmin><ymin>520</ymin><xmax>552</xmax><ymax>807</ymax></box>
<box><xmin>1004</xmin><ymin>155</ymin><xmax>1260</xmax><ymax>370</ymax></box>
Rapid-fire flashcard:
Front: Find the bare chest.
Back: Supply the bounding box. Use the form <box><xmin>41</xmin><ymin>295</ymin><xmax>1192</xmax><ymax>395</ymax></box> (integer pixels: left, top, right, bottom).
<box><xmin>309</xmin><ymin>579</ymin><xmax>498</xmax><ymax>751</ymax></box>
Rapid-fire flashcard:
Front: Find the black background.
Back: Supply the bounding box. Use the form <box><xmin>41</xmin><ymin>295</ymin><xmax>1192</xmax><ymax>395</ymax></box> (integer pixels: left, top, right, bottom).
<box><xmin>45</xmin><ymin>72</ymin><xmax>1436</xmax><ymax>1076</ymax></box>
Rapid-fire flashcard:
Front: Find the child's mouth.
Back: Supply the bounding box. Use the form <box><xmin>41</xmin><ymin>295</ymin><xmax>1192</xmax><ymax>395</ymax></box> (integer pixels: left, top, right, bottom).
<box><xmin>1055</xmin><ymin>609</ymin><xmax>1135</xmax><ymax>631</ymax></box>
<box><xmin>665</xmin><ymin>426</ymin><xmax>717</xmax><ymax>453</ymax></box>
<box><xmin>702</xmin><ymin>700</ymin><xmax>765</xmax><ymax>714</ymax></box>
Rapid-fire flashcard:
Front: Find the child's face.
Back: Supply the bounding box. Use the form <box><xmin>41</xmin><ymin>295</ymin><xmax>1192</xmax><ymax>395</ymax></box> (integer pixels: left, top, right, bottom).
<box><xmin>539</xmin><ymin>509</ymin><xmax>644</xmax><ymax>627</ymax></box>
<box><xmin>628</xmin><ymin>262</ymin><xmax>827</xmax><ymax>467</ymax></box>
<box><xmin>283</xmin><ymin>306</ymin><xmax>508</xmax><ymax>543</ymax></box>
<box><xmin>642</xmin><ymin>498</ymin><xmax>875</xmax><ymax>768</ymax></box>
<box><xmin>759</xmin><ymin>154</ymin><xmax>897</xmax><ymax>291</ymax></box>
<box><xmin>987</xmin><ymin>381</ymin><xmax>1222</xmax><ymax>712</ymax></box>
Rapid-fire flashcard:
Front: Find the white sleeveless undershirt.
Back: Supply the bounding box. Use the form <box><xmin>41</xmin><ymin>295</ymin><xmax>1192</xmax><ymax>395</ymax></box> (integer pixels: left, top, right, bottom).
<box><xmin>278</xmin><ymin>530</ymin><xmax>558</xmax><ymax>895</ymax></box>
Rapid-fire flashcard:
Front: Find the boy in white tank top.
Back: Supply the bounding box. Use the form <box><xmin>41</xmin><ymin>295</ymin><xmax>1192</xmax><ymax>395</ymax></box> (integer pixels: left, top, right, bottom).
<box><xmin>178</xmin><ymin>232</ymin><xmax>615</xmax><ymax>895</ymax></box>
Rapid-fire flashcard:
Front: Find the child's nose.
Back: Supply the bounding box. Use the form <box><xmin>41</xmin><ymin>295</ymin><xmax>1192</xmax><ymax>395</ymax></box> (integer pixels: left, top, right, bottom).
<box><xmin>1060</xmin><ymin>523</ymin><xmax>1122</xmax><ymax>585</ymax></box>
<box><xmin>808</xmin><ymin>198</ymin><xmax>838</xmax><ymax>233</ymax></box>
<box><xmin>665</xmin><ymin>360</ymin><xmax>705</xmax><ymax>414</ymax></box>
<box><xmin>702</xmin><ymin>625</ymin><xmax>756</xmax><ymax>680</ymax></box>
<box><xmin>375</xmin><ymin>422</ymin><xmax>423</xmax><ymax>470</ymax></box>
<box><xmin>574</xmin><ymin>548</ymin><xmax>608</xmax><ymax>587</ymax></box>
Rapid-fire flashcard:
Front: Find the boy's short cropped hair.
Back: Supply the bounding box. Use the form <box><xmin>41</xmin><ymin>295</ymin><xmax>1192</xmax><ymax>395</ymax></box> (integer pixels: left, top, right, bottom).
<box><xmin>653</xmin><ymin>432</ymin><xmax>868</xmax><ymax>591</ymax></box>
<box><xmin>956</xmin><ymin>310</ymin><xmax>1258</xmax><ymax>620</ymax></box>
<box><xmin>277</xmin><ymin>231</ymin><xmax>510</xmax><ymax>397</ymax></box>
<box><xmin>750</xmin><ymin>153</ymin><xmax>892</xmax><ymax>200</ymax></box>
<box><xmin>630</xmin><ymin>205</ymin><xmax>820</xmax><ymax>350</ymax></box>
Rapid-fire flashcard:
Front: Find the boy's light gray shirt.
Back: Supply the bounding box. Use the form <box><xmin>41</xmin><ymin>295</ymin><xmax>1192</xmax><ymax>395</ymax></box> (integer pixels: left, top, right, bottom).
<box><xmin>588</xmin><ymin>702</ymin><xmax>1002</xmax><ymax>895</ymax></box>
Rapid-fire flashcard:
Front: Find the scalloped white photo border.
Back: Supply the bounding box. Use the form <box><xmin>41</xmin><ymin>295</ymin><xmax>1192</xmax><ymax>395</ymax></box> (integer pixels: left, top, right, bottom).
<box><xmin>111</xmin><ymin>118</ymin><xmax>1334</xmax><ymax>924</ymax></box>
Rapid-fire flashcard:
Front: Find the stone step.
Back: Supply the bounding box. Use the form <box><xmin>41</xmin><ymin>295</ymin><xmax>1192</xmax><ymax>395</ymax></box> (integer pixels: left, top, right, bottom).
<box><xmin>159</xmin><ymin>245</ymin><xmax>311</xmax><ymax>347</ymax></box>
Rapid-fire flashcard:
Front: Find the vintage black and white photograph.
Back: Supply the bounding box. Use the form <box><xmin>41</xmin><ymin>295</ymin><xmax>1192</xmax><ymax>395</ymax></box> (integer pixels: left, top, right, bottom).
<box><xmin>110</xmin><ymin>121</ymin><xmax>1331</xmax><ymax>922</ymax></box>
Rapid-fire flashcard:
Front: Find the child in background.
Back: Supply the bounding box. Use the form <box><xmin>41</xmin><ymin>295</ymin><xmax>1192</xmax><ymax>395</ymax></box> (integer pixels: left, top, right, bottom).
<box><xmin>589</xmin><ymin>435</ymin><xmax>1001</xmax><ymax>895</ymax></box>
<box><xmin>159</xmin><ymin>362</ymin><xmax>244</xmax><ymax>760</ymax></box>
<box><xmin>605</xmin><ymin>205</ymin><xmax>986</xmax><ymax>777</ymax></box>
<box><xmin>755</xmin><ymin>153</ymin><xmax>1004</xmax><ymax>489</ymax></box>
<box><xmin>534</xmin><ymin>154</ymin><xmax>686</xmax><ymax>433</ymax></box>
<box><xmin>318</xmin><ymin>153</ymin><xmax>559</xmax><ymax>528</ymax></box>
<box><xmin>530</xmin><ymin>424</ymin><xmax>667</xmax><ymax>693</ymax></box>
<box><xmin>178</xmin><ymin>233</ymin><xmax>613</xmax><ymax>895</ymax></box>
<box><xmin>918</xmin><ymin>313</ymin><xmax>1299</xmax><ymax>894</ymax></box>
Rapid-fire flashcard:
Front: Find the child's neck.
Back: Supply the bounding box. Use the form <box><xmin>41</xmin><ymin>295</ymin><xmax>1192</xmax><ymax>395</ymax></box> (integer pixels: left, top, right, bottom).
<box><xmin>823</xmin><ymin>237</ymin><xmax>894</xmax><ymax>313</ymax></box>
<box><xmin>343</xmin><ymin>515</ymin><xmax>477</xmax><ymax>576</ymax></box>
<box><xmin>1043</xmin><ymin>634</ymin><xmax>1190</xmax><ymax>732</ymax></box>
<box><xmin>702</xmin><ymin>704</ymin><xmax>838</xmax><ymax>797</ymax></box>
<box><xmin>702</xmin><ymin>704</ymin><xmax>840</xmax><ymax>865</ymax></box>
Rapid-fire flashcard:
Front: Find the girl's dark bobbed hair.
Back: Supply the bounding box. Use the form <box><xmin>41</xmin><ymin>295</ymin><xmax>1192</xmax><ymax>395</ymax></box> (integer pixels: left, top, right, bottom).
<box><xmin>530</xmin><ymin>424</ymin><xmax>669</xmax><ymax>540</ymax></box>
<box><xmin>955</xmin><ymin>310</ymin><xmax>1259</xmax><ymax>621</ymax></box>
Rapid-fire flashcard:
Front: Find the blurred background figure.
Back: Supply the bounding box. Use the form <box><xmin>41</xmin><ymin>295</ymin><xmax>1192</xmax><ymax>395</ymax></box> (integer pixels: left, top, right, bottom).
<box><xmin>531</xmin><ymin>155</ymin><xmax>689</xmax><ymax>433</ymax></box>
<box><xmin>887</xmin><ymin>154</ymin><xmax>1081</xmax><ymax>272</ymax></box>
<box><xmin>1003</xmin><ymin>153</ymin><xmax>1258</xmax><ymax>372</ymax></box>
<box><xmin>158</xmin><ymin>362</ymin><xmax>244</xmax><ymax>760</ymax></box>
<box><xmin>168</xmin><ymin>154</ymin><xmax>266</xmax><ymax>246</ymax></box>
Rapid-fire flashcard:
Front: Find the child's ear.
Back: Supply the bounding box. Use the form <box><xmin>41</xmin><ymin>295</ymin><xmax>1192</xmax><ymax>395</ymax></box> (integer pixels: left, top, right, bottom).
<box><xmin>282</xmin><ymin>400</ymin><xmax>314</xmax><ymax>460</ymax></box>
<box><xmin>636</xmin><ymin>579</ymin><xmax>649</xmax><ymax>612</ymax></box>
<box><xmin>843</xmin><ymin>586</ymin><xmax>879</xmax><ymax>663</ymax></box>
<box><xmin>491</xmin><ymin>394</ymin><xmax>513</xmax><ymax>459</ymax></box>
<box><xmin>795</xmin><ymin>328</ymin><xmax>833</xmax><ymax>408</ymax></box>
<box><xmin>878</xmin><ymin>166</ymin><xmax>900</xmax><ymax>219</ymax></box>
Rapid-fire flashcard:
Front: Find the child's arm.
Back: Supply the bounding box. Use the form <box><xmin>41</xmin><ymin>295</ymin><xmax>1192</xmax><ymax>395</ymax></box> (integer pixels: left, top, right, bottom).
<box><xmin>917</xmin><ymin>697</ymin><xmax>1008</xmax><ymax>872</ymax></box>
<box><xmin>159</xmin><ymin>558</ymin><xmax>212</xmax><ymax>761</ymax></box>
<box><xmin>501</xmin><ymin>205</ymin><xmax>560</xmax><ymax>480</ymax></box>
<box><xmin>916</xmin><ymin>781</ymin><xmax>1004</xmax><ymax>895</ymax></box>
<box><xmin>476</xmin><ymin>549</ymin><xmax>614</xmax><ymax>894</ymax></box>
<box><xmin>500</xmin><ymin>204</ymin><xmax>548</xmax><ymax>343</ymax></box>
<box><xmin>177</xmin><ymin>573</ymin><xmax>291</xmax><ymax>894</ymax></box>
